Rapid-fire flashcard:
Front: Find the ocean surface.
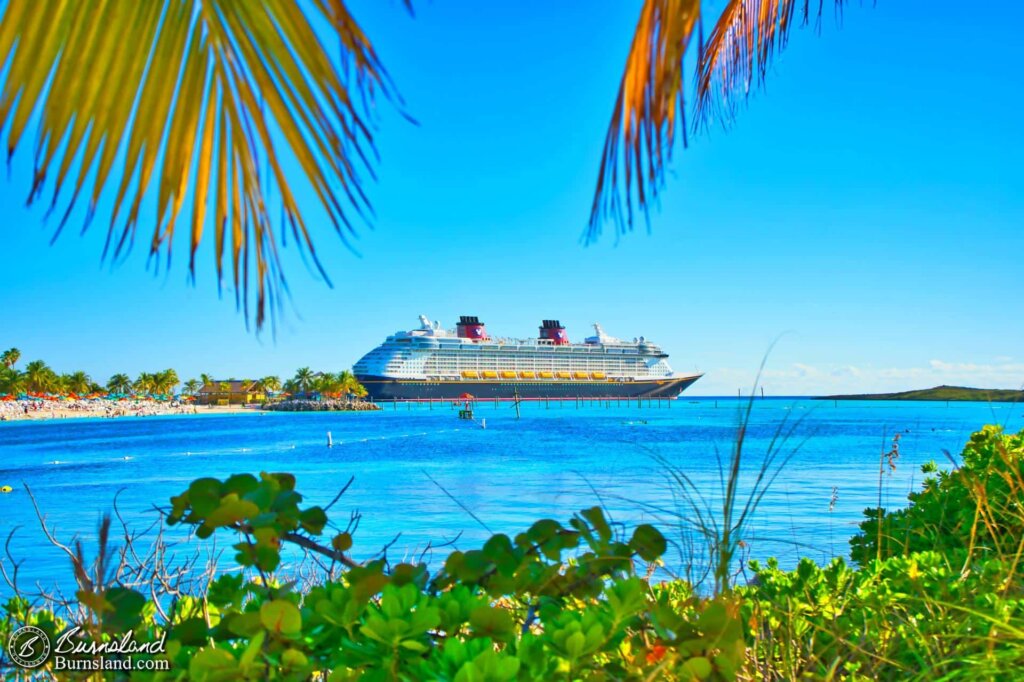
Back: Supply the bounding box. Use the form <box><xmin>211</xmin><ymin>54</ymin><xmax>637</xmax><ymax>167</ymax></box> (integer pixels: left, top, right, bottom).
<box><xmin>1</xmin><ymin>398</ymin><xmax>1021</xmax><ymax>596</ymax></box>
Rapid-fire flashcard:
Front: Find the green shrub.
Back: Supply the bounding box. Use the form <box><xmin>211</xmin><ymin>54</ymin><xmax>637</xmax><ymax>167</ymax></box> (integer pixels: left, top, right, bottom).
<box><xmin>3</xmin><ymin>471</ymin><xmax>745</xmax><ymax>680</ymax></box>
<box><xmin>745</xmin><ymin>425</ymin><xmax>1024</xmax><ymax>680</ymax></box>
<box><xmin>850</xmin><ymin>425</ymin><xmax>1024</xmax><ymax>565</ymax></box>
<box><xmin>3</xmin><ymin>427</ymin><xmax>1024</xmax><ymax>680</ymax></box>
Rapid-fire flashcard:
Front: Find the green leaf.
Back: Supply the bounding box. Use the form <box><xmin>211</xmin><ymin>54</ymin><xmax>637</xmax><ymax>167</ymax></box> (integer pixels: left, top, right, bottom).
<box><xmin>581</xmin><ymin>506</ymin><xmax>612</xmax><ymax>543</ymax></box>
<box><xmin>224</xmin><ymin>473</ymin><xmax>259</xmax><ymax>496</ymax></box>
<box><xmin>469</xmin><ymin>605</ymin><xmax>514</xmax><ymax>641</ymax></box>
<box><xmin>299</xmin><ymin>506</ymin><xmax>327</xmax><ymax>534</ymax></box>
<box><xmin>281</xmin><ymin>647</ymin><xmax>309</xmax><ymax>670</ymax></box>
<box><xmin>205</xmin><ymin>496</ymin><xmax>259</xmax><ymax>528</ymax></box>
<box><xmin>239</xmin><ymin>630</ymin><xmax>266</xmax><ymax>667</ymax></box>
<box><xmin>104</xmin><ymin>587</ymin><xmax>147</xmax><ymax>631</ymax></box>
<box><xmin>564</xmin><ymin>630</ymin><xmax>586</xmax><ymax>660</ymax></box>
<box><xmin>244</xmin><ymin>483</ymin><xmax>277</xmax><ymax>512</ymax></box>
<box><xmin>226</xmin><ymin>612</ymin><xmax>263</xmax><ymax>638</ymax></box>
<box><xmin>171</xmin><ymin>616</ymin><xmax>209</xmax><ymax>646</ymax></box>
<box><xmin>189</xmin><ymin>646</ymin><xmax>238</xmax><ymax>677</ymax></box>
<box><xmin>255</xmin><ymin>545</ymin><xmax>281</xmax><ymax>573</ymax></box>
<box><xmin>681</xmin><ymin>656</ymin><xmax>713</xmax><ymax>680</ymax></box>
<box><xmin>188</xmin><ymin>477</ymin><xmax>224</xmax><ymax>517</ymax></box>
<box><xmin>526</xmin><ymin>519</ymin><xmax>561</xmax><ymax>545</ymax></box>
<box><xmin>630</xmin><ymin>524</ymin><xmax>667</xmax><ymax>562</ymax></box>
<box><xmin>332</xmin><ymin>532</ymin><xmax>353</xmax><ymax>553</ymax></box>
<box><xmin>263</xmin><ymin>472</ymin><xmax>296</xmax><ymax>491</ymax></box>
<box><xmin>260</xmin><ymin>599</ymin><xmax>302</xmax><ymax>636</ymax></box>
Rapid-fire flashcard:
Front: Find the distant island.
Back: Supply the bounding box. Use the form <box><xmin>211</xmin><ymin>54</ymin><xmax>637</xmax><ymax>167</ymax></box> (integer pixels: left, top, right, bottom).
<box><xmin>818</xmin><ymin>385</ymin><xmax>1024</xmax><ymax>402</ymax></box>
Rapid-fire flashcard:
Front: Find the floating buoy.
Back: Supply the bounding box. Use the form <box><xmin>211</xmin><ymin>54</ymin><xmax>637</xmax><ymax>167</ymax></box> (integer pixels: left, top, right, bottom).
<box><xmin>327</xmin><ymin>431</ymin><xmax>333</xmax><ymax>447</ymax></box>
<box><xmin>0</xmin><ymin>485</ymin><xmax>12</xmax><ymax>493</ymax></box>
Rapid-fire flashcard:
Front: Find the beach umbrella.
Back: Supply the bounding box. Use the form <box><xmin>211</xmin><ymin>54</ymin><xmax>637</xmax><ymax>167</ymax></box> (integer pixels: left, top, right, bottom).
<box><xmin>458</xmin><ymin>393</ymin><xmax>475</xmax><ymax>400</ymax></box>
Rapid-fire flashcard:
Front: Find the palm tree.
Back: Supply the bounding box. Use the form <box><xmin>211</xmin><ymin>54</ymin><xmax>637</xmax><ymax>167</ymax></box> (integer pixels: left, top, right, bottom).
<box><xmin>255</xmin><ymin>376</ymin><xmax>282</xmax><ymax>403</ymax></box>
<box><xmin>23</xmin><ymin>360</ymin><xmax>56</xmax><ymax>393</ymax></box>
<box><xmin>337</xmin><ymin>370</ymin><xmax>366</xmax><ymax>400</ymax></box>
<box><xmin>53</xmin><ymin>374</ymin><xmax>71</xmax><ymax>395</ymax></box>
<box><xmin>107</xmin><ymin>373</ymin><xmax>133</xmax><ymax>395</ymax></box>
<box><xmin>199</xmin><ymin>373</ymin><xmax>214</xmax><ymax>389</ymax></box>
<box><xmin>319</xmin><ymin>373</ymin><xmax>345</xmax><ymax>399</ymax></box>
<box><xmin>350</xmin><ymin>379</ymin><xmax>368</xmax><ymax>400</ymax></box>
<box><xmin>1</xmin><ymin>348</ymin><xmax>20</xmax><ymax>368</ymax></box>
<box><xmin>134</xmin><ymin>372</ymin><xmax>157</xmax><ymax>396</ymax></box>
<box><xmin>0</xmin><ymin>1</ymin><xmax>850</xmax><ymax>330</ymax></box>
<box><xmin>183</xmin><ymin>379</ymin><xmax>201</xmax><ymax>396</ymax></box>
<box><xmin>66</xmin><ymin>371</ymin><xmax>92</xmax><ymax>395</ymax></box>
<box><xmin>153</xmin><ymin>369</ymin><xmax>180</xmax><ymax>397</ymax></box>
<box><xmin>0</xmin><ymin>367</ymin><xmax>25</xmax><ymax>396</ymax></box>
<box><xmin>292</xmin><ymin>367</ymin><xmax>315</xmax><ymax>397</ymax></box>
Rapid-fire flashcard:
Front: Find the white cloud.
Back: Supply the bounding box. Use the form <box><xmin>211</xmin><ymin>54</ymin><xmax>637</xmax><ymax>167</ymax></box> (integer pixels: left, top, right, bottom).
<box><xmin>693</xmin><ymin>359</ymin><xmax>1024</xmax><ymax>396</ymax></box>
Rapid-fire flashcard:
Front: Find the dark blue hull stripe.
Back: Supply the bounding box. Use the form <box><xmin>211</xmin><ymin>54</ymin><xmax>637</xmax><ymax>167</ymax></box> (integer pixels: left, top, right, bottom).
<box><xmin>355</xmin><ymin>376</ymin><xmax>701</xmax><ymax>401</ymax></box>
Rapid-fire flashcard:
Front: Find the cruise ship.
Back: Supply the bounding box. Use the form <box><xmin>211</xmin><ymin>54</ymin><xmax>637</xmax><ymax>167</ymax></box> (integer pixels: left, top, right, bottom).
<box><xmin>353</xmin><ymin>316</ymin><xmax>702</xmax><ymax>401</ymax></box>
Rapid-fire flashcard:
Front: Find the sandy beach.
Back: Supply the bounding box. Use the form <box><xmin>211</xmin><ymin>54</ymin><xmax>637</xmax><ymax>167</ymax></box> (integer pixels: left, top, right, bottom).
<box><xmin>0</xmin><ymin>399</ymin><xmax>258</xmax><ymax>422</ymax></box>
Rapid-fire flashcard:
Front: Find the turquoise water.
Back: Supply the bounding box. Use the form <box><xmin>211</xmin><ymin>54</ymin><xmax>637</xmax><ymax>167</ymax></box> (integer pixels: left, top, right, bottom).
<box><xmin>0</xmin><ymin>398</ymin><xmax>1021</xmax><ymax>595</ymax></box>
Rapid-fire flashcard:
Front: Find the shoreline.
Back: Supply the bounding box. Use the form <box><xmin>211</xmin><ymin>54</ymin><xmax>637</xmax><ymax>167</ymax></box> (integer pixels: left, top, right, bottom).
<box><xmin>0</xmin><ymin>401</ymin><xmax>258</xmax><ymax>423</ymax></box>
<box><xmin>0</xmin><ymin>398</ymin><xmax>379</xmax><ymax>423</ymax></box>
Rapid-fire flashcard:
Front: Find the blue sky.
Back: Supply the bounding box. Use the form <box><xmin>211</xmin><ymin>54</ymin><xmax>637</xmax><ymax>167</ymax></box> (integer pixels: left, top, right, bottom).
<box><xmin>2</xmin><ymin>1</ymin><xmax>1022</xmax><ymax>395</ymax></box>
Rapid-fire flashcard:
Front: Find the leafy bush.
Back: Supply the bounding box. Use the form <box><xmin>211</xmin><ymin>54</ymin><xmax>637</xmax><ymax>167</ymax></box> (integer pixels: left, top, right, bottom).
<box><xmin>850</xmin><ymin>425</ymin><xmax>1024</xmax><ymax>564</ymax></box>
<box><xmin>746</xmin><ymin>425</ymin><xmax>1024</xmax><ymax>680</ymax></box>
<box><xmin>743</xmin><ymin>552</ymin><xmax>1024</xmax><ymax>679</ymax></box>
<box><xmin>3</xmin><ymin>471</ymin><xmax>745</xmax><ymax>680</ymax></box>
<box><xmin>3</xmin><ymin>427</ymin><xmax>1023</xmax><ymax>680</ymax></box>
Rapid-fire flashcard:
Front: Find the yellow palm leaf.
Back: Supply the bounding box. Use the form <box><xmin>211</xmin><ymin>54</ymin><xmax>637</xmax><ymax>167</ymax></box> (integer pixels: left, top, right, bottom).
<box><xmin>588</xmin><ymin>0</ymin><xmax>849</xmax><ymax>243</ymax></box>
<box><xmin>0</xmin><ymin>0</ymin><xmax>400</xmax><ymax>331</ymax></box>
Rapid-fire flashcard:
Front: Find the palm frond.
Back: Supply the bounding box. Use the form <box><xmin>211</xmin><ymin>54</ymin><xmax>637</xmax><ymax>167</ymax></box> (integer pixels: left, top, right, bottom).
<box><xmin>0</xmin><ymin>0</ymin><xmax>400</xmax><ymax>331</ymax></box>
<box><xmin>694</xmin><ymin>0</ymin><xmax>847</xmax><ymax>128</ymax></box>
<box><xmin>587</xmin><ymin>0</ymin><xmax>701</xmax><ymax>244</ymax></box>
<box><xmin>587</xmin><ymin>0</ymin><xmax>849</xmax><ymax>243</ymax></box>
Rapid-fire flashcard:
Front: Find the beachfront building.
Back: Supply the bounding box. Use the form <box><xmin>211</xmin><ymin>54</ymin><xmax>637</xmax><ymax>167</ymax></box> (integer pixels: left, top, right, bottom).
<box><xmin>196</xmin><ymin>380</ymin><xmax>264</xmax><ymax>405</ymax></box>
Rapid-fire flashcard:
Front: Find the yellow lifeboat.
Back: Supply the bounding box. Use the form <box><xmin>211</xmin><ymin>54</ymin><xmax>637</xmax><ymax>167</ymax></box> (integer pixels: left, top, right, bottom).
<box><xmin>462</xmin><ymin>370</ymin><xmax>479</xmax><ymax>379</ymax></box>
<box><xmin>519</xmin><ymin>371</ymin><xmax>536</xmax><ymax>379</ymax></box>
<box><xmin>481</xmin><ymin>371</ymin><xmax>498</xmax><ymax>379</ymax></box>
<box><xmin>573</xmin><ymin>372</ymin><xmax>589</xmax><ymax>380</ymax></box>
<box><xmin>500</xmin><ymin>371</ymin><xmax>516</xmax><ymax>379</ymax></box>
<box><xmin>538</xmin><ymin>371</ymin><xmax>554</xmax><ymax>379</ymax></box>
<box><xmin>591</xmin><ymin>372</ymin><xmax>606</xmax><ymax>380</ymax></box>
<box><xmin>556</xmin><ymin>371</ymin><xmax>571</xmax><ymax>379</ymax></box>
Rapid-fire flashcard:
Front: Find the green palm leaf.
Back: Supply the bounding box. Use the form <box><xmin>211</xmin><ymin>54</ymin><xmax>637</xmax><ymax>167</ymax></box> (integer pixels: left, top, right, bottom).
<box><xmin>0</xmin><ymin>0</ymin><xmax>399</xmax><ymax>330</ymax></box>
